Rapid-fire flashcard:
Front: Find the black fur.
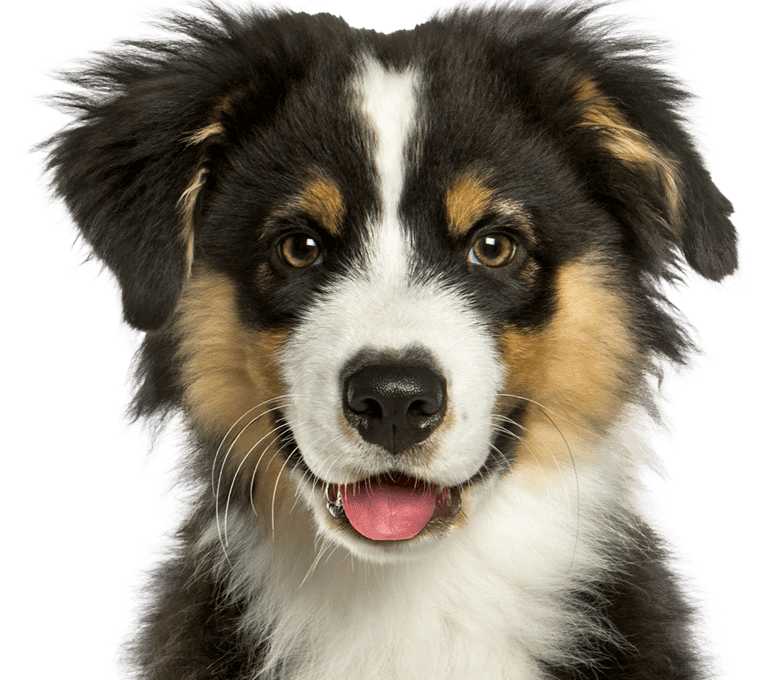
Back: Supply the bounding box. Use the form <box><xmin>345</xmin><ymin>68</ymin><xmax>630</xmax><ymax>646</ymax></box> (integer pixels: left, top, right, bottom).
<box><xmin>544</xmin><ymin>524</ymin><xmax>706</xmax><ymax>680</ymax></box>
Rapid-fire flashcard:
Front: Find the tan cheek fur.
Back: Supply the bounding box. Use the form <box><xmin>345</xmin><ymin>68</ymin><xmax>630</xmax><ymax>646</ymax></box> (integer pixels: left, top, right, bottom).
<box><xmin>497</xmin><ymin>257</ymin><xmax>641</xmax><ymax>480</ymax></box>
<box><xmin>175</xmin><ymin>267</ymin><xmax>295</xmax><ymax>521</ymax></box>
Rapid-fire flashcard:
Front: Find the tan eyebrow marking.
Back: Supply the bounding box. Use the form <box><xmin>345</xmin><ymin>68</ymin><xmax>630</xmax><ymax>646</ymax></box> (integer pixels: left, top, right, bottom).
<box><xmin>445</xmin><ymin>172</ymin><xmax>496</xmax><ymax>237</ymax></box>
<box><xmin>295</xmin><ymin>174</ymin><xmax>346</xmax><ymax>236</ymax></box>
<box><xmin>445</xmin><ymin>170</ymin><xmax>535</xmax><ymax>247</ymax></box>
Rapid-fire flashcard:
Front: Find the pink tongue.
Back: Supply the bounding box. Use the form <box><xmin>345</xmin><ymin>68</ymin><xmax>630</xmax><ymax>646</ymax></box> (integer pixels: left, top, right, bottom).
<box><xmin>340</xmin><ymin>480</ymin><xmax>436</xmax><ymax>541</ymax></box>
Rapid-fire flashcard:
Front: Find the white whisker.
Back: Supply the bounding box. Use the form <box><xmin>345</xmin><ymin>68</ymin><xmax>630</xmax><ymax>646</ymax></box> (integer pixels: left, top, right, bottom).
<box><xmin>212</xmin><ymin>396</ymin><xmax>295</xmax><ymax>558</ymax></box>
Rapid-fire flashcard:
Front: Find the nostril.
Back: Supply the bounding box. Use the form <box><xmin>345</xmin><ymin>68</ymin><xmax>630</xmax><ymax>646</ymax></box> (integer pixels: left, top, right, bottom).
<box><xmin>410</xmin><ymin>395</ymin><xmax>444</xmax><ymax>417</ymax></box>
<box><xmin>342</xmin><ymin>363</ymin><xmax>447</xmax><ymax>454</ymax></box>
<box><xmin>350</xmin><ymin>396</ymin><xmax>383</xmax><ymax>418</ymax></box>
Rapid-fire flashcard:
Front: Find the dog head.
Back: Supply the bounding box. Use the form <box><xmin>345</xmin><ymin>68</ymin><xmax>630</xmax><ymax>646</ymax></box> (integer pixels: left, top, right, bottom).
<box><xmin>46</xmin><ymin>6</ymin><xmax>736</xmax><ymax>562</ymax></box>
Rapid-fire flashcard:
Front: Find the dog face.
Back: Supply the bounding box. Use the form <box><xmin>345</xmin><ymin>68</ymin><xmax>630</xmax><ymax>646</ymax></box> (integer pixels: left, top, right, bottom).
<box><xmin>263</xmin><ymin>58</ymin><xmax>646</xmax><ymax>561</ymax></box>
<box><xmin>46</xmin><ymin>7</ymin><xmax>736</xmax><ymax>564</ymax></box>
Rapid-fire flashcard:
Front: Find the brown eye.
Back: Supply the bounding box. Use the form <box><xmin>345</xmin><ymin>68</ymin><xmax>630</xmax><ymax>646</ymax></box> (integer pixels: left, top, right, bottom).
<box><xmin>279</xmin><ymin>233</ymin><xmax>322</xmax><ymax>268</ymax></box>
<box><xmin>468</xmin><ymin>233</ymin><xmax>518</xmax><ymax>267</ymax></box>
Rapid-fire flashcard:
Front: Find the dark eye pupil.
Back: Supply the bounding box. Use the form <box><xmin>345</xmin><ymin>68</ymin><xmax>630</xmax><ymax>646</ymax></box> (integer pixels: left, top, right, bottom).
<box><xmin>479</xmin><ymin>236</ymin><xmax>503</xmax><ymax>260</ymax></box>
<box><xmin>472</xmin><ymin>234</ymin><xmax>516</xmax><ymax>267</ymax></box>
<box><xmin>290</xmin><ymin>236</ymin><xmax>317</xmax><ymax>260</ymax></box>
<box><xmin>281</xmin><ymin>234</ymin><xmax>321</xmax><ymax>268</ymax></box>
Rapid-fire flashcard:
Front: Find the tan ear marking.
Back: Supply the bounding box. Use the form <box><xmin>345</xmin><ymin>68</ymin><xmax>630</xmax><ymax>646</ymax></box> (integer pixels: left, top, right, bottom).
<box><xmin>177</xmin><ymin>167</ymin><xmax>208</xmax><ymax>275</ymax></box>
<box><xmin>179</xmin><ymin>93</ymin><xmax>241</xmax><ymax>271</ymax></box>
<box><xmin>573</xmin><ymin>77</ymin><xmax>681</xmax><ymax>233</ymax></box>
<box><xmin>187</xmin><ymin>122</ymin><xmax>225</xmax><ymax>145</ymax></box>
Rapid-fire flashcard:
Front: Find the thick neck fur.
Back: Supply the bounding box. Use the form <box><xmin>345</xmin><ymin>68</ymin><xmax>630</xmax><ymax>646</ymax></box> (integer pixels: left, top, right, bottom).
<box><xmin>199</xmin><ymin>430</ymin><xmax>646</xmax><ymax>680</ymax></box>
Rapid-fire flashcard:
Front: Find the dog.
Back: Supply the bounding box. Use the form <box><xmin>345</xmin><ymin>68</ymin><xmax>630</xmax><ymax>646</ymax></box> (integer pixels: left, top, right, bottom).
<box><xmin>45</xmin><ymin>4</ymin><xmax>737</xmax><ymax>679</ymax></box>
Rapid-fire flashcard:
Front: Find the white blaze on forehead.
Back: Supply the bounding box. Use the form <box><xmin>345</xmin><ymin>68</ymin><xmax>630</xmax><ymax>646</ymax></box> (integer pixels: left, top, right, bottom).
<box><xmin>352</xmin><ymin>56</ymin><xmax>421</xmax><ymax>279</ymax></box>
<box><xmin>279</xmin><ymin>56</ymin><xmax>504</xmax><ymax>489</ymax></box>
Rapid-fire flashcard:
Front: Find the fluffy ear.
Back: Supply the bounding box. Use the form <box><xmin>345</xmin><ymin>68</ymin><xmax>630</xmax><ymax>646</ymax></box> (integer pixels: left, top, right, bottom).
<box><xmin>43</xmin><ymin>9</ymin><xmax>338</xmax><ymax>330</ymax></box>
<box><xmin>44</xmin><ymin>45</ymin><xmax>215</xmax><ymax>329</ymax></box>
<box><xmin>563</xmin><ymin>68</ymin><xmax>737</xmax><ymax>281</ymax></box>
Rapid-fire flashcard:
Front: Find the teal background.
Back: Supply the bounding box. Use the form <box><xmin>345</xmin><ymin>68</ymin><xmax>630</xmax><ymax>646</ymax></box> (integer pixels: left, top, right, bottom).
<box><xmin>0</xmin><ymin>0</ymin><xmax>780</xmax><ymax>680</ymax></box>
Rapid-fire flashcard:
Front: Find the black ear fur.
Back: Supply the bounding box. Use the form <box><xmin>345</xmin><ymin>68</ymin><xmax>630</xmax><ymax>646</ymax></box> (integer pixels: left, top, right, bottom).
<box><xmin>45</xmin><ymin>94</ymin><xmax>201</xmax><ymax>331</ymax></box>
<box><xmin>676</xmin><ymin>170</ymin><xmax>737</xmax><ymax>280</ymax></box>
<box><xmin>43</xmin><ymin>7</ymin><xmax>346</xmax><ymax>330</ymax></box>
<box><xmin>563</xmin><ymin>62</ymin><xmax>738</xmax><ymax>282</ymax></box>
<box><xmin>562</xmin><ymin>22</ymin><xmax>738</xmax><ymax>282</ymax></box>
<box><xmin>44</xmin><ymin>41</ymin><xmax>213</xmax><ymax>331</ymax></box>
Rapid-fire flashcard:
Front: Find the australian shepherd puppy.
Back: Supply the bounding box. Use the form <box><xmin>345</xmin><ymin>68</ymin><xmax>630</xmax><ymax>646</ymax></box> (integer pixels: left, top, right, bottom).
<box><xmin>45</xmin><ymin>3</ymin><xmax>737</xmax><ymax>679</ymax></box>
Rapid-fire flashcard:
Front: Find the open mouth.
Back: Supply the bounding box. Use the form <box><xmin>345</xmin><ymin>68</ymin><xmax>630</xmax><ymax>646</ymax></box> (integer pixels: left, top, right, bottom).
<box><xmin>324</xmin><ymin>473</ymin><xmax>462</xmax><ymax>541</ymax></box>
<box><xmin>277</xmin><ymin>404</ymin><xmax>523</xmax><ymax>543</ymax></box>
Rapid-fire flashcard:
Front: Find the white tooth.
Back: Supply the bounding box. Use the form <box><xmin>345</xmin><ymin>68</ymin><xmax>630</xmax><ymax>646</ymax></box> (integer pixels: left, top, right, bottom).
<box><xmin>326</xmin><ymin>493</ymin><xmax>344</xmax><ymax>519</ymax></box>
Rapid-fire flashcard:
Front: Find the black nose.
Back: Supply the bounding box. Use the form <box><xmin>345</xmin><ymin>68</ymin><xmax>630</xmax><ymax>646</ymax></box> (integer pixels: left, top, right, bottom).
<box><xmin>342</xmin><ymin>363</ymin><xmax>447</xmax><ymax>454</ymax></box>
